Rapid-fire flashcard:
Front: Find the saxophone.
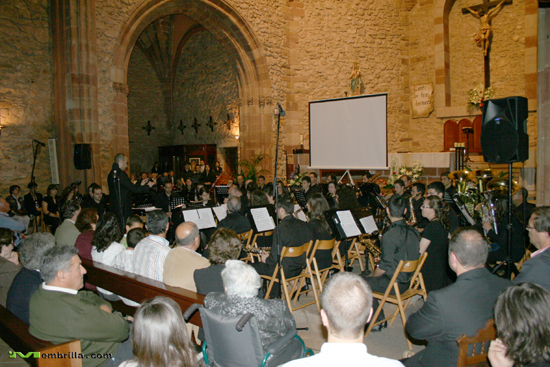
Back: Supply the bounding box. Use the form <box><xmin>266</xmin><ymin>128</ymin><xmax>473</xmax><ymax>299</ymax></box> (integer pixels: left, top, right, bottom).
<box><xmin>407</xmin><ymin>197</ymin><xmax>417</xmax><ymax>226</ymax></box>
<box><xmin>358</xmin><ymin>234</ymin><xmax>381</xmax><ymax>258</ymax></box>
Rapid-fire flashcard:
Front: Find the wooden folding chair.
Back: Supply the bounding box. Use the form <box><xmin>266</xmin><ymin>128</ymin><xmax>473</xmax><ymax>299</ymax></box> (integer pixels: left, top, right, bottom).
<box><xmin>309</xmin><ymin>239</ymin><xmax>343</xmax><ymax>294</ymax></box>
<box><xmin>238</xmin><ymin>230</ymin><xmax>256</xmax><ymax>263</ymax></box>
<box><xmin>261</xmin><ymin>241</ymin><xmax>320</xmax><ymax>313</ymax></box>
<box><xmin>365</xmin><ymin>252</ymin><xmax>428</xmax><ymax>350</ymax></box>
<box><xmin>456</xmin><ymin>319</ymin><xmax>496</xmax><ymax>367</ymax></box>
<box><xmin>347</xmin><ymin>237</ymin><xmax>366</xmax><ymax>272</ymax></box>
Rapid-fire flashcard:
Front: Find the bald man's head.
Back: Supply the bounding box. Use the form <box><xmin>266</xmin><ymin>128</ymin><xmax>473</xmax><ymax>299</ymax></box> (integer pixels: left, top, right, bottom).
<box><xmin>228</xmin><ymin>185</ymin><xmax>242</xmax><ymax>198</ymax></box>
<box><xmin>175</xmin><ymin>222</ymin><xmax>200</xmax><ymax>251</ymax></box>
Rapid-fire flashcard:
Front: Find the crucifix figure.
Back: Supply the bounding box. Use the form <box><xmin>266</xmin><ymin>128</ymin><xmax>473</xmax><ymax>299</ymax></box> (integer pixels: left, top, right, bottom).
<box><xmin>191</xmin><ymin>118</ymin><xmax>200</xmax><ymax>134</ymax></box>
<box><xmin>224</xmin><ymin>114</ymin><xmax>233</xmax><ymax>130</ymax></box>
<box><xmin>463</xmin><ymin>0</ymin><xmax>511</xmax><ymax>88</ymax></box>
<box><xmin>177</xmin><ymin>120</ymin><xmax>186</xmax><ymax>135</ymax></box>
<box><xmin>207</xmin><ymin>116</ymin><xmax>217</xmax><ymax>132</ymax></box>
<box><xmin>142</xmin><ymin>121</ymin><xmax>155</xmax><ymax>136</ymax></box>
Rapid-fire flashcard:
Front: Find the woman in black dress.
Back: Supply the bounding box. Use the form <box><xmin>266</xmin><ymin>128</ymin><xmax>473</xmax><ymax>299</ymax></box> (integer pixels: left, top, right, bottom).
<box><xmin>307</xmin><ymin>192</ymin><xmax>334</xmax><ymax>270</ymax></box>
<box><xmin>42</xmin><ymin>184</ymin><xmax>61</xmax><ymax>234</ymax></box>
<box><xmin>419</xmin><ymin>195</ymin><xmax>453</xmax><ymax>293</ymax></box>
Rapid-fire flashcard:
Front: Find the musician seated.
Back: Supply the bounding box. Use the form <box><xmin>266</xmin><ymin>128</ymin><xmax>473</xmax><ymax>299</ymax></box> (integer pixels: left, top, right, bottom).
<box><xmin>393</xmin><ymin>179</ymin><xmax>410</xmax><ymax>200</ymax></box>
<box><xmin>335</xmin><ymin>185</ymin><xmax>361</xmax><ymax>211</ymax></box>
<box><xmin>182</xmin><ymin>178</ymin><xmax>198</xmax><ymax>203</ymax></box>
<box><xmin>264</xmin><ymin>184</ymin><xmax>275</xmax><ymax>204</ymax></box>
<box><xmin>427</xmin><ymin>181</ymin><xmax>462</xmax><ymax>233</ymax></box>
<box><xmin>197</xmin><ymin>187</ymin><xmax>215</xmax><ymax>207</ymax></box>
<box><xmin>513</xmin><ymin>187</ymin><xmax>535</xmax><ymax>226</ymax></box>
<box><xmin>228</xmin><ymin>185</ymin><xmax>249</xmax><ymax>215</ymax></box>
<box><xmin>154</xmin><ymin>181</ymin><xmax>179</xmax><ymax>216</ymax></box>
<box><xmin>483</xmin><ymin>197</ymin><xmax>525</xmax><ymax>264</ymax></box>
<box><xmin>309</xmin><ymin>172</ymin><xmax>320</xmax><ymax>190</ymax></box>
<box><xmin>257</xmin><ymin>175</ymin><xmax>266</xmax><ymax>191</ymax></box>
<box><xmin>250</xmin><ymin>189</ymin><xmax>269</xmax><ymax>207</ymax></box>
<box><xmin>440</xmin><ymin>170</ymin><xmax>457</xmax><ymax>201</ymax></box>
<box><xmin>307</xmin><ymin>193</ymin><xmax>334</xmax><ymax>270</ymax></box>
<box><xmin>302</xmin><ymin>176</ymin><xmax>321</xmax><ymax>202</ymax></box>
<box><xmin>218</xmin><ymin>197</ymin><xmax>252</xmax><ymax>234</ymax></box>
<box><xmin>411</xmin><ymin>182</ymin><xmax>429</xmax><ymax>229</ymax></box>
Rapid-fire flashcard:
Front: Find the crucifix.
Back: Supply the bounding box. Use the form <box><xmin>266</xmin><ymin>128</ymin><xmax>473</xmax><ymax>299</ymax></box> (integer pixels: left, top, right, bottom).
<box><xmin>462</xmin><ymin>0</ymin><xmax>512</xmax><ymax>89</ymax></box>
<box><xmin>191</xmin><ymin>118</ymin><xmax>200</xmax><ymax>134</ymax></box>
<box><xmin>224</xmin><ymin>114</ymin><xmax>233</xmax><ymax>130</ymax></box>
<box><xmin>177</xmin><ymin>120</ymin><xmax>186</xmax><ymax>135</ymax></box>
<box><xmin>206</xmin><ymin>116</ymin><xmax>217</xmax><ymax>132</ymax></box>
<box><xmin>142</xmin><ymin>120</ymin><xmax>155</xmax><ymax>136</ymax></box>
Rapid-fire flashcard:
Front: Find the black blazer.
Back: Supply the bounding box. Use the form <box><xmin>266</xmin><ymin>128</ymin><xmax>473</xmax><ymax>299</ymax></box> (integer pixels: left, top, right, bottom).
<box><xmin>194</xmin><ymin>264</ymin><xmax>225</xmax><ymax>295</ymax></box>
<box><xmin>513</xmin><ymin>248</ymin><xmax>550</xmax><ymax>293</ymax></box>
<box><xmin>405</xmin><ymin>268</ymin><xmax>511</xmax><ymax>367</ymax></box>
<box><xmin>108</xmin><ymin>162</ymin><xmax>149</xmax><ymax>225</ymax></box>
<box><xmin>23</xmin><ymin>193</ymin><xmax>43</xmax><ymax>217</ymax></box>
<box><xmin>217</xmin><ymin>212</ymin><xmax>252</xmax><ymax>234</ymax></box>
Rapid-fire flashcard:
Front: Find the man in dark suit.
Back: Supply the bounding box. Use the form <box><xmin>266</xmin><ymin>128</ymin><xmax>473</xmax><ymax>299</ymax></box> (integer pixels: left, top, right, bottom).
<box><xmin>252</xmin><ymin>194</ymin><xmax>313</xmax><ymax>297</ymax></box>
<box><xmin>405</xmin><ymin>227</ymin><xmax>511</xmax><ymax>367</ymax></box>
<box><xmin>217</xmin><ymin>197</ymin><xmax>251</xmax><ymax>234</ymax></box>
<box><xmin>108</xmin><ymin>153</ymin><xmax>149</xmax><ymax>232</ymax></box>
<box><xmin>513</xmin><ymin>207</ymin><xmax>550</xmax><ymax>292</ymax></box>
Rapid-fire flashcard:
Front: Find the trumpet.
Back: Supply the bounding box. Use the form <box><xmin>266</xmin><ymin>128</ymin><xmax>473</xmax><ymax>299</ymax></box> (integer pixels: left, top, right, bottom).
<box><xmin>358</xmin><ymin>234</ymin><xmax>381</xmax><ymax>258</ymax></box>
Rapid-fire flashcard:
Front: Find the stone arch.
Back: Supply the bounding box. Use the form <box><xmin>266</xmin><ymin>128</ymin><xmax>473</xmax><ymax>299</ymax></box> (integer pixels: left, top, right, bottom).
<box><xmin>111</xmin><ymin>0</ymin><xmax>273</xmax><ymax>172</ymax></box>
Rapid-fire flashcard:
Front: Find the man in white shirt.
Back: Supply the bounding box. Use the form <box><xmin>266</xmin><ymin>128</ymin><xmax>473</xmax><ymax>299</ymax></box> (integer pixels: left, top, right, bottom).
<box><xmin>131</xmin><ymin>210</ymin><xmax>170</xmax><ymax>281</ymax></box>
<box><xmin>282</xmin><ymin>272</ymin><xmax>403</xmax><ymax>367</ymax></box>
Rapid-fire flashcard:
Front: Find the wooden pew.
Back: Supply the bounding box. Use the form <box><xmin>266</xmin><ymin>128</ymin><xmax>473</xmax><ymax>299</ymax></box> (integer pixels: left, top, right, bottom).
<box><xmin>0</xmin><ymin>304</ymin><xmax>82</xmax><ymax>367</ymax></box>
<box><xmin>81</xmin><ymin>258</ymin><xmax>204</xmax><ymax>327</ymax></box>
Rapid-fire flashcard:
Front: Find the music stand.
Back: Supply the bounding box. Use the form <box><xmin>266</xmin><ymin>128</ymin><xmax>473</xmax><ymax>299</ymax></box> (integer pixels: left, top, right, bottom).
<box><xmin>462</xmin><ymin>126</ymin><xmax>474</xmax><ymax>162</ymax></box>
<box><xmin>289</xmin><ymin>186</ymin><xmax>307</xmax><ymax>209</ymax></box>
<box><xmin>214</xmin><ymin>185</ymin><xmax>230</xmax><ymax>204</ymax></box>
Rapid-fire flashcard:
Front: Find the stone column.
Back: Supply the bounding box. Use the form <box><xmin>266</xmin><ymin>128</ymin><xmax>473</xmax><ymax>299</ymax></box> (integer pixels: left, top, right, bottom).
<box><xmin>537</xmin><ymin>7</ymin><xmax>550</xmax><ymax>205</ymax></box>
<box><xmin>51</xmin><ymin>0</ymin><xmax>101</xmax><ymax>189</ymax></box>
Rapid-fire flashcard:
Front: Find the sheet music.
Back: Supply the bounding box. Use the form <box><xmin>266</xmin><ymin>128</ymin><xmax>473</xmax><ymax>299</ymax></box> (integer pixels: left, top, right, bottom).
<box><xmin>294</xmin><ymin>204</ymin><xmax>307</xmax><ymax>222</ymax></box>
<box><xmin>182</xmin><ymin>208</ymin><xmax>216</xmax><ymax>229</ymax></box>
<box><xmin>250</xmin><ymin>207</ymin><xmax>276</xmax><ymax>232</ymax></box>
<box><xmin>132</xmin><ymin>206</ymin><xmax>160</xmax><ymax>213</ymax></box>
<box><xmin>336</xmin><ymin>210</ymin><xmax>361</xmax><ymax>237</ymax></box>
<box><xmin>360</xmin><ymin>215</ymin><xmax>378</xmax><ymax>234</ymax></box>
<box><xmin>212</xmin><ymin>205</ymin><xmax>227</xmax><ymax>221</ymax></box>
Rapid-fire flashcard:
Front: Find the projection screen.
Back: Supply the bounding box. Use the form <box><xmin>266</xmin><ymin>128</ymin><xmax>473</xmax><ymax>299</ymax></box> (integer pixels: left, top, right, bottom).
<box><xmin>309</xmin><ymin>93</ymin><xmax>388</xmax><ymax>170</ymax></box>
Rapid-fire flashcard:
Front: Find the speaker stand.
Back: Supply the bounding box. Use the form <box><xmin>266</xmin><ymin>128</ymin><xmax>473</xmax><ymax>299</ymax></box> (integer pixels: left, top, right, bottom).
<box><xmin>490</xmin><ymin>163</ymin><xmax>519</xmax><ymax>280</ymax></box>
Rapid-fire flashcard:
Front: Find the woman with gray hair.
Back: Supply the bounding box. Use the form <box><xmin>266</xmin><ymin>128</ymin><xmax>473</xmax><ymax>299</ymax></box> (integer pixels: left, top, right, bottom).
<box><xmin>204</xmin><ymin>260</ymin><xmax>296</xmax><ymax>350</ymax></box>
<box><xmin>6</xmin><ymin>233</ymin><xmax>55</xmax><ymax>324</ymax></box>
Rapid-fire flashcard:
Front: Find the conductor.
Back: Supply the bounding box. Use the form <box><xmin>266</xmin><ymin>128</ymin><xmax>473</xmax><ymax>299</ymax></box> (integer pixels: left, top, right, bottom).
<box><xmin>108</xmin><ymin>153</ymin><xmax>149</xmax><ymax>231</ymax></box>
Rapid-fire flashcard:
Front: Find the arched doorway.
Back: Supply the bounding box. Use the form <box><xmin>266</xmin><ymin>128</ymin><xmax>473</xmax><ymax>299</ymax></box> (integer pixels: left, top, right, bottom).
<box><xmin>112</xmin><ymin>0</ymin><xmax>274</xmax><ymax>176</ymax></box>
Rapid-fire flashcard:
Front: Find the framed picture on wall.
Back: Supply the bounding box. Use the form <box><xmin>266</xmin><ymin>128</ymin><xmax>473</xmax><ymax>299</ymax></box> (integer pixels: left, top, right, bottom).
<box><xmin>189</xmin><ymin>157</ymin><xmax>201</xmax><ymax>166</ymax></box>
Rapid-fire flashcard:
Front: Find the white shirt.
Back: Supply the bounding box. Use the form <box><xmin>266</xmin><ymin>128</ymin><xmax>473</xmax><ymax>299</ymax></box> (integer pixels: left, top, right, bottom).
<box><xmin>282</xmin><ymin>343</ymin><xmax>403</xmax><ymax>367</ymax></box>
<box><xmin>132</xmin><ymin>235</ymin><xmax>171</xmax><ymax>281</ymax></box>
<box><xmin>92</xmin><ymin>242</ymin><xmax>125</xmax><ymax>266</ymax></box>
<box><xmin>42</xmin><ymin>283</ymin><xmax>78</xmax><ymax>295</ymax></box>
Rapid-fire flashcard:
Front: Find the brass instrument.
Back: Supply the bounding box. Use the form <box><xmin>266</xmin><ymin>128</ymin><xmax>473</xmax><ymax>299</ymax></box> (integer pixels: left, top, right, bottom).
<box><xmin>487</xmin><ymin>177</ymin><xmax>519</xmax><ymax>196</ymax></box>
<box><xmin>358</xmin><ymin>234</ymin><xmax>381</xmax><ymax>258</ymax></box>
<box><xmin>475</xmin><ymin>169</ymin><xmax>493</xmax><ymax>193</ymax></box>
<box><xmin>479</xmin><ymin>177</ymin><xmax>519</xmax><ymax>235</ymax></box>
<box><xmin>367</xmin><ymin>173</ymin><xmax>381</xmax><ymax>184</ymax></box>
<box><xmin>449</xmin><ymin>169</ymin><xmax>478</xmax><ymax>194</ymax></box>
<box><xmin>407</xmin><ymin>196</ymin><xmax>417</xmax><ymax>226</ymax></box>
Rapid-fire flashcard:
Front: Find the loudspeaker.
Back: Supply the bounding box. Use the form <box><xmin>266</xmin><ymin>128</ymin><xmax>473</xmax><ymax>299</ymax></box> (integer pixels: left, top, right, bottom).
<box><xmin>480</xmin><ymin>96</ymin><xmax>529</xmax><ymax>164</ymax></box>
<box><xmin>74</xmin><ymin>143</ymin><xmax>92</xmax><ymax>170</ymax></box>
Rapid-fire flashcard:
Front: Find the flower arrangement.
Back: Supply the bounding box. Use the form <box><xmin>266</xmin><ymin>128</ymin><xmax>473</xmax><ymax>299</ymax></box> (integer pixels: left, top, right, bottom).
<box><xmin>289</xmin><ymin>172</ymin><xmax>309</xmax><ymax>187</ymax></box>
<box><xmin>468</xmin><ymin>84</ymin><xmax>495</xmax><ymax>110</ymax></box>
<box><xmin>383</xmin><ymin>159</ymin><xmax>424</xmax><ymax>189</ymax></box>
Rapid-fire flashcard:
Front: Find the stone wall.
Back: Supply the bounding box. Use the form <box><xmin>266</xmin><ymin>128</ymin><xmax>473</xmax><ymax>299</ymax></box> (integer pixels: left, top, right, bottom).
<box><xmin>450</xmin><ymin>0</ymin><xmax>526</xmax><ymax>107</ymax></box>
<box><xmin>171</xmin><ymin>30</ymin><xmax>240</xmax><ymax>147</ymax></box>
<box><xmin>0</xmin><ymin>0</ymin><xmax>53</xmax><ymax>195</ymax></box>
<box><xmin>127</xmin><ymin>46</ymin><xmax>171</xmax><ymax>174</ymax></box>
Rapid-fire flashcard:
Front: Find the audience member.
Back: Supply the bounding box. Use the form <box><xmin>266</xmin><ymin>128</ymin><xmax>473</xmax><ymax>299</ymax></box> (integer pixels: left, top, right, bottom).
<box><xmin>55</xmin><ymin>200</ymin><xmax>81</xmax><ymax>247</ymax></box>
<box><xmin>419</xmin><ymin>195</ymin><xmax>453</xmax><ymax>292</ymax></box>
<box><xmin>112</xmin><ymin>228</ymin><xmax>146</xmax><ymax>275</ymax></box>
<box><xmin>364</xmin><ymin>194</ymin><xmax>419</xmax><ymax>332</ymax></box>
<box><xmin>251</xmin><ymin>194</ymin><xmax>313</xmax><ymax>297</ymax></box>
<box><xmin>513</xmin><ymin>207</ymin><xmax>550</xmax><ymax>292</ymax></box>
<box><xmin>91</xmin><ymin>213</ymin><xmax>124</xmax><ymax>266</ymax></box>
<box><xmin>29</xmin><ymin>246</ymin><xmax>132</xmax><ymax>367</ymax></box>
<box><xmin>405</xmin><ymin>227</ymin><xmax>511</xmax><ymax>367</ymax></box>
<box><xmin>119</xmin><ymin>296</ymin><xmax>200</xmax><ymax>367</ymax></box>
<box><xmin>120</xmin><ymin>215</ymin><xmax>144</xmax><ymax>248</ymax></box>
<box><xmin>74</xmin><ymin>207</ymin><xmax>99</xmax><ymax>260</ymax></box>
<box><xmin>488</xmin><ymin>283</ymin><xmax>550</xmax><ymax>367</ymax></box>
<box><xmin>7</xmin><ymin>233</ymin><xmax>55</xmax><ymax>324</ymax></box>
<box><xmin>132</xmin><ymin>211</ymin><xmax>170</xmax><ymax>281</ymax></box>
<box><xmin>217</xmin><ymin>197</ymin><xmax>252</xmax><ymax>234</ymax></box>
<box><xmin>205</xmin><ymin>260</ymin><xmax>296</xmax><ymax>350</ymax></box>
<box><xmin>282</xmin><ymin>273</ymin><xmax>402</xmax><ymax>366</ymax></box>
<box><xmin>194</xmin><ymin>228</ymin><xmax>242</xmax><ymax>295</ymax></box>
<box><xmin>164</xmin><ymin>222</ymin><xmax>210</xmax><ymax>291</ymax></box>
<box><xmin>42</xmin><ymin>184</ymin><xmax>61</xmax><ymax>233</ymax></box>
<box><xmin>0</xmin><ymin>197</ymin><xmax>26</xmax><ymax>235</ymax></box>
<box><xmin>6</xmin><ymin>184</ymin><xmax>31</xmax><ymax>232</ymax></box>
<box><xmin>0</xmin><ymin>228</ymin><xmax>21</xmax><ymax>306</ymax></box>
